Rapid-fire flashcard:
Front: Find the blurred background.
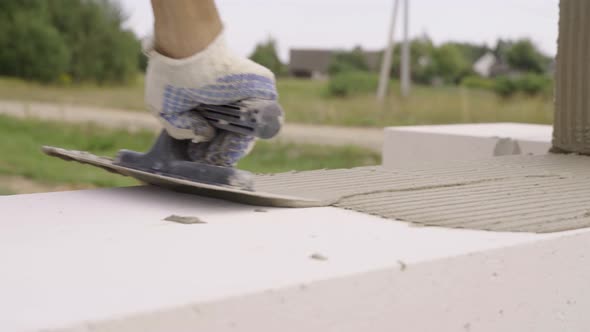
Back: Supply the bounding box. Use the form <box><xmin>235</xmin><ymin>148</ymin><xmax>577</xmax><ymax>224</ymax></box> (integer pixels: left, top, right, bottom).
<box><xmin>0</xmin><ymin>0</ymin><xmax>558</xmax><ymax>195</ymax></box>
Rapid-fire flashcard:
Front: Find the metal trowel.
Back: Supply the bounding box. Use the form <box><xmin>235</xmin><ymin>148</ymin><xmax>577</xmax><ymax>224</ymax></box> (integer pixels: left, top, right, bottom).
<box><xmin>114</xmin><ymin>99</ymin><xmax>283</xmax><ymax>191</ymax></box>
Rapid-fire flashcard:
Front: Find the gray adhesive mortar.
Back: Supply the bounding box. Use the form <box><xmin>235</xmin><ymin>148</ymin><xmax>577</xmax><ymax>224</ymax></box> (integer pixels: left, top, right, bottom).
<box><xmin>254</xmin><ymin>154</ymin><xmax>590</xmax><ymax>233</ymax></box>
<box><xmin>44</xmin><ymin>146</ymin><xmax>590</xmax><ymax>233</ymax></box>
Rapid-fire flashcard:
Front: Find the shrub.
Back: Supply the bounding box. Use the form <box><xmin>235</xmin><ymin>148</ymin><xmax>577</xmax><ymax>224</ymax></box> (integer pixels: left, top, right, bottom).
<box><xmin>493</xmin><ymin>74</ymin><xmax>552</xmax><ymax>98</ymax></box>
<box><xmin>249</xmin><ymin>38</ymin><xmax>286</xmax><ymax>76</ymax></box>
<box><xmin>494</xmin><ymin>77</ymin><xmax>518</xmax><ymax>97</ymax></box>
<box><xmin>515</xmin><ymin>73</ymin><xmax>552</xmax><ymax>96</ymax></box>
<box><xmin>327</xmin><ymin>71</ymin><xmax>378</xmax><ymax>97</ymax></box>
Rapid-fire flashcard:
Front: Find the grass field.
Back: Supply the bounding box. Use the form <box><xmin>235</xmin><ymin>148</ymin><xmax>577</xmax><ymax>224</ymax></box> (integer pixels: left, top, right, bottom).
<box><xmin>0</xmin><ymin>76</ymin><xmax>146</xmax><ymax>111</ymax></box>
<box><xmin>0</xmin><ymin>187</ymin><xmax>14</xmax><ymax>195</ymax></box>
<box><xmin>0</xmin><ymin>76</ymin><xmax>554</xmax><ymax>127</ymax></box>
<box><xmin>0</xmin><ymin>115</ymin><xmax>380</xmax><ymax>194</ymax></box>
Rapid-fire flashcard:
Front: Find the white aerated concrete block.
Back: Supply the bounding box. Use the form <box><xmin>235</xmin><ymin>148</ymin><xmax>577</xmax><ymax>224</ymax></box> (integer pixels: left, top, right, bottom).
<box><xmin>1</xmin><ymin>186</ymin><xmax>589</xmax><ymax>331</ymax></box>
<box><xmin>382</xmin><ymin>123</ymin><xmax>552</xmax><ymax>169</ymax></box>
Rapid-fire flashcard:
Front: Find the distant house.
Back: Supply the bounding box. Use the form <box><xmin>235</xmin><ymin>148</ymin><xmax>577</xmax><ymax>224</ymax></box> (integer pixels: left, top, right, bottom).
<box><xmin>289</xmin><ymin>49</ymin><xmax>381</xmax><ymax>79</ymax></box>
<box><xmin>489</xmin><ymin>62</ymin><xmax>515</xmax><ymax>78</ymax></box>
<box><xmin>472</xmin><ymin>52</ymin><xmax>519</xmax><ymax>78</ymax></box>
<box><xmin>473</xmin><ymin>52</ymin><xmax>497</xmax><ymax>77</ymax></box>
<box><xmin>289</xmin><ymin>49</ymin><xmax>333</xmax><ymax>79</ymax></box>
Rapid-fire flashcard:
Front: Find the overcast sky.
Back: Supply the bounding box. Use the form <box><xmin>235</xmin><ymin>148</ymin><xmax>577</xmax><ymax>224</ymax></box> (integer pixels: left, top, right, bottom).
<box><xmin>121</xmin><ymin>0</ymin><xmax>559</xmax><ymax>62</ymax></box>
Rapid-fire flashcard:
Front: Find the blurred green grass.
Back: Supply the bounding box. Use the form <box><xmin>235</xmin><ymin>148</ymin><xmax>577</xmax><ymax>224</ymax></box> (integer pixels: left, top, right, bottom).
<box><xmin>0</xmin><ymin>187</ymin><xmax>14</xmax><ymax>195</ymax></box>
<box><xmin>0</xmin><ymin>115</ymin><xmax>380</xmax><ymax>191</ymax></box>
<box><xmin>0</xmin><ymin>76</ymin><xmax>554</xmax><ymax>127</ymax></box>
<box><xmin>278</xmin><ymin>79</ymin><xmax>553</xmax><ymax>126</ymax></box>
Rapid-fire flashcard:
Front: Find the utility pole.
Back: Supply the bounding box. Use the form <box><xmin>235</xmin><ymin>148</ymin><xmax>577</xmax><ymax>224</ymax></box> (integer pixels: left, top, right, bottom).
<box><xmin>377</xmin><ymin>0</ymin><xmax>400</xmax><ymax>102</ymax></box>
<box><xmin>400</xmin><ymin>0</ymin><xmax>411</xmax><ymax>97</ymax></box>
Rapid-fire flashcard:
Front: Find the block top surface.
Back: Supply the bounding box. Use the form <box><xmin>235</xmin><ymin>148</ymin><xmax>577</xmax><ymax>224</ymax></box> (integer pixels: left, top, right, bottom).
<box><xmin>387</xmin><ymin>123</ymin><xmax>552</xmax><ymax>142</ymax></box>
<box><xmin>0</xmin><ymin>186</ymin><xmax>570</xmax><ymax>331</ymax></box>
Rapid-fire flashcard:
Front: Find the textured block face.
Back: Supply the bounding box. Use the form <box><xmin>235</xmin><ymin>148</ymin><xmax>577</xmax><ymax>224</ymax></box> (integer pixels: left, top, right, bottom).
<box><xmin>382</xmin><ymin>124</ymin><xmax>552</xmax><ymax>169</ymax></box>
<box><xmin>553</xmin><ymin>0</ymin><xmax>590</xmax><ymax>154</ymax></box>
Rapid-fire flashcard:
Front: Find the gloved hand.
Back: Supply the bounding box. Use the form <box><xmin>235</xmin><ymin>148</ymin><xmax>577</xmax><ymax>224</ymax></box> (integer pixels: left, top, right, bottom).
<box><xmin>144</xmin><ymin>30</ymin><xmax>279</xmax><ymax>167</ymax></box>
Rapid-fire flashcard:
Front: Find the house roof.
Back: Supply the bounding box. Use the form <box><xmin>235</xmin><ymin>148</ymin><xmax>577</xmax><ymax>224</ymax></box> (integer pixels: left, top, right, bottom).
<box><xmin>289</xmin><ymin>49</ymin><xmax>334</xmax><ymax>73</ymax></box>
<box><xmin>289</xmin><ymin>49</ymin><xmax>382</xmax><ymax>74</ymax></box>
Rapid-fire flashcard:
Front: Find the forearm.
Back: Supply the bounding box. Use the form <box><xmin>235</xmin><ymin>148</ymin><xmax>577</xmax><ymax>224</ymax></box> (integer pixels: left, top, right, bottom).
<box><xmin>151</xmin><ymin>0</ymin><xmax>222</xmax><ymax>59</ymax></box>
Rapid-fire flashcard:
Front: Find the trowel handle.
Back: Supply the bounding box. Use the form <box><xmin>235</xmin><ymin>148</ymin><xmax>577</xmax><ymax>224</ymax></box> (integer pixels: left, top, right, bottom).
<box><xmin>195</xmin><ymin>99</ymin><xmax>284</xmax><ymax>139</ymax></box>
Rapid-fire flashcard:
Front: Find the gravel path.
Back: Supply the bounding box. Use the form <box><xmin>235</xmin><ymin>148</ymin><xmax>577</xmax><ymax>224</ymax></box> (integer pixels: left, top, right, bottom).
<box><xmin>0</xmin><ymin>100</ymin><xmax>384</xmax><ymax>152</ymax></box>
<box><xmin>0</xmin><ymin>175</ymin><xmax>94</xmax><ymax>194</ymax></box>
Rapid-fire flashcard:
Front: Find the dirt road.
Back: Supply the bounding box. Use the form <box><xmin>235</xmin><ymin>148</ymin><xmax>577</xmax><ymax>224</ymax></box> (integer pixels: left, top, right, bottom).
<box><xmin>0</xmin><ymin>100</ymin><xmax>384</xmax><ymax>152</ymax></box>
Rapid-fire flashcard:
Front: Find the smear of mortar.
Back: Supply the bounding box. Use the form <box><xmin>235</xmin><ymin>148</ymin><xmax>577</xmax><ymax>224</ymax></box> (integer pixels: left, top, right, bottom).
<box><xmin>164</xmin><ymin>215</ymin><xmax>207</xmax><ymax>224</ymax></box>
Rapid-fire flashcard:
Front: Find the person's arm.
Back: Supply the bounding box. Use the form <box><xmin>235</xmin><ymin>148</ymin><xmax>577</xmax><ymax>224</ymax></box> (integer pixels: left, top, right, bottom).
<box><xmin>146</xmin><ymin>0</ymin><xmax>281</xmax><ymax>168</ymax></box>
<box><xmin>151</xmin><ymin>0</ymin><xmax>222</xmax><ymax>58</ymax></box>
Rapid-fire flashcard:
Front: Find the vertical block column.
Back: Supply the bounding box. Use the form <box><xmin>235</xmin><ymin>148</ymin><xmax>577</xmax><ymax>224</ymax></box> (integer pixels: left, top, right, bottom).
<box><xmin>553</xmin><ymin>0</ymin><xmax>590</xmax><ymax>154</ymax></box>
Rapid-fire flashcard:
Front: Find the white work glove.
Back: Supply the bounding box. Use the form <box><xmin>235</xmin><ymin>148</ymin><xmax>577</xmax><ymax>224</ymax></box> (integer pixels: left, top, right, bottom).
<box><xmin>144</xmin><ymin>31</ymin><xmax>278</xmax><ymax>167</ymax></box>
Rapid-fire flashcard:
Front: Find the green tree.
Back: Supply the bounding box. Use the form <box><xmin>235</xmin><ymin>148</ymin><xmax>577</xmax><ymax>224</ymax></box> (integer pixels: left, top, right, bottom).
<box><xmin>0</xmin><ymin>0</ymin><xmax>140</xmax><ymax>84</ymax></box>
<box><xmin>328</xmin><ymin>46</ymin><xmax>369</xmax><ymax>75</ymax></box>
<box><xmin>432</xmin><ymin>43</ymin><xmax>471</xmax><ymax>83</ymax></box>
<box><xmin>46</xmin><ymin>0</ymin><xmax>139</xmax><ymax>83</ymax></box>
<box><xmin>249</xmin><ymin>38</ymin><xmax>286</xmax><ymax>76</ymax></box>
<box><xmin>0</xmin><ymin>9</ymin><xmax>70</xmax><ymax>82</ymax></box>
<box><xmin>391</xmin><ymin>37</ymin><xmax>437</xmax><ymax>84</ymax></box>
<box><xmin>445</xmin><ymin>42</ymin><xmax>489</xmax><ymax>64</ymax></box>
<box><xmin>408</xmin><ymin>38</ymin><xmax>437</xmax><ymax>84</ymax></box>
<box><xmin>327</xmin><ymin>71</ymin><xmax>378</xmax><ymax>97</ymax></box>
<box><xmin>0</xmin><ymin>0</ymin><xmax>47</xmax><ymax>15</ymax></box>
<box><xmin>389</xmin><ymin>36</ymin><xmax>485</xmax><ymax>85</ymax></box>
<box><xmin>506</xmin><ymin>39</ymin><xmax>548</xmax><ymax>74</ymax></box>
